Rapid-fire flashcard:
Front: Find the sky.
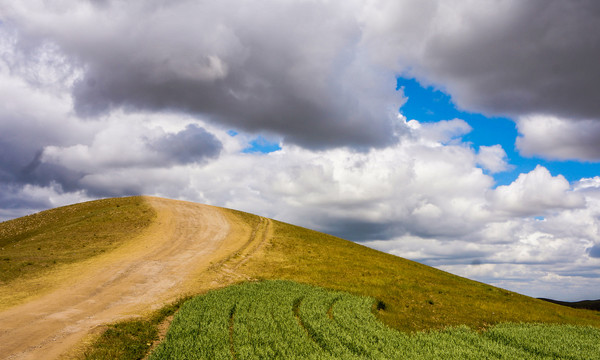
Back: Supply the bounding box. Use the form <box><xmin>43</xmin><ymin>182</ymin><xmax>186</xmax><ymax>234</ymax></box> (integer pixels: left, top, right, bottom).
<box><xmin>1</xmin><ymin>0</ymin><xmax>600</xmax><ymax>301</ymax></box>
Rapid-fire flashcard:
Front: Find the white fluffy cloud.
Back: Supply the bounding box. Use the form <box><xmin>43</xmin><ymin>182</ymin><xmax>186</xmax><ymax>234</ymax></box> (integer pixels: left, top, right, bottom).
<box><xmin>476</xmin><ymin>145</ymin><xmax>510</xmax><ymax>174</ymax></box>
<box><xmin>491</xmin><ymin>166</ymin><xmax>585</xmax><ymax>217</ymax></box>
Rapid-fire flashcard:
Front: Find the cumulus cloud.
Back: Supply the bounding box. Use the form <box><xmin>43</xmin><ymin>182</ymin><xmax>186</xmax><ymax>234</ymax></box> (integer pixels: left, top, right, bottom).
<box><xmin>589</xmin><ymin>245</ymin><xmax>600</xmax><ymax>259</ymax></box>
<box><xmin>4</xmin><ymin>0</ymin><xmax>599</xmax><ymax>151</ymax></box>
<box><xmin>0</xmin><ymin>60</ymin><xmax>91</xmax><ymax>191</ymax></box>
<box><xmin>516</xmin><ymin>115</ymin><xmax>600</xmax><ymax>161</ymax></box>
<box><xmin>408</xmin><ymin>118</ymin><xmax>472</xmax><ymax>144</ymax></box>
<box><xmin>0</xmin><ymin>44</ymin><xmax>221</xmax><ymax>199</ymax></box>
<box><xmin>43</xmin><ymin>122</ymin><xmax>221</xmax><ymax>171</ymax></box>
<box><xmin>476</xmin><ymin>145</ymin><xmax>509</xmax><ymax>173</ymax></box>
<box><xmin>148</xmin><ymin>124</ymin><xmax>222</xmax><ymax>165</ymax></box>
<box><xmin>491</xmin><ymin>166</ymin><xmax>585</xmax><ymax>216</ymax></box>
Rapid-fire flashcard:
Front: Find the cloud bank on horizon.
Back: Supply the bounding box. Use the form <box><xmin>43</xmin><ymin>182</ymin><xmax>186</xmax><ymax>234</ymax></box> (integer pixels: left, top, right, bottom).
<box><xmin>1</xmin><ymin>0</ymin><xmax>600</xmax><ymax>300</ymax></box>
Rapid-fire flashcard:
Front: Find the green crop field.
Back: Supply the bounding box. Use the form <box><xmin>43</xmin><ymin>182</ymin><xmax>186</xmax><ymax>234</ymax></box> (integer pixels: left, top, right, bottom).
<box><xmin>150</xmin><ymin>280</ymin><xmax>600</xmax><ymax>359</ymax></box>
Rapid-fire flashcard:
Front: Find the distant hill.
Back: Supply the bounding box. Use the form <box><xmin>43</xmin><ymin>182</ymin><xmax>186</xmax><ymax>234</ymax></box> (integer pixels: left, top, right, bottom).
<box><xmin>539</xmin><ymin>298</ymin><xmax>600</xmax><ymax>312</ymax></box>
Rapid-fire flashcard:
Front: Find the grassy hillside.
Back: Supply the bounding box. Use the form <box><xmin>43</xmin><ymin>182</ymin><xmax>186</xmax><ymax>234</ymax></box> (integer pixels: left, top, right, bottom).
<box><xmin>0</xmin><ymin>196</ymin><xmax>155</xmax><ymax>308</ymax></box>
<box><xmin>222</xmin><ymin>209</ymin><xmax>600</xmax><ymax>333</ymax></box>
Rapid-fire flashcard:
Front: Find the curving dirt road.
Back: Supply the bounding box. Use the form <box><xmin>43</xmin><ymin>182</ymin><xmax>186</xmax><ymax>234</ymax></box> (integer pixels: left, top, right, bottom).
<box><xmin>0</xmin><ymin>197</ymin><xmax>244</xmax><ymax>359</ymax></box>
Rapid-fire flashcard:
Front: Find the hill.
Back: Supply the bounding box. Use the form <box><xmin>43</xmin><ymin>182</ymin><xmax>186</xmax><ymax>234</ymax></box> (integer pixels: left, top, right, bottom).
<box><xmin>1</xmin><ymin>196</ymin><xmax>599</xmax><ymax>359</ymax></box>
<box><xmin>540</xmin><ymin>298</ymin><xmax>600</xmax><ymax>312</ymax></box>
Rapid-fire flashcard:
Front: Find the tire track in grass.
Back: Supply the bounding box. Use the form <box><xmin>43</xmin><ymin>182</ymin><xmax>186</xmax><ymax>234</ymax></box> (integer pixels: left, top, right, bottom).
<box><xmin>326</xmin><ymin>297</ymin><xmax>339</xmax><ymax>320</ymax></box>
<box><xmin>229</xmin><ymin>304</ymin><xmax>237</xmax><ymax>360</ymax></box>
<box><xmin>212</xmin><ymin>217</ymin><xmax>271</xmax><ymax>284</ymax></box>
<box><xmin>292</xmin><ymin>296</ymin><xmax>326</xmax><ymax>353</ymax></box>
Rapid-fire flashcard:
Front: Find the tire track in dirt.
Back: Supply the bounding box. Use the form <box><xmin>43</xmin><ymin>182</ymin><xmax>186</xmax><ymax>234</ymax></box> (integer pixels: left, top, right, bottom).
<box><xmin>0</xmin><ymin>197</ymin><xmax>237</xmax><ymax>360</ymax></box>
<box><xmin>211</xmin><ymin>217</ymin><xmax>272</xmax><ymax>284</ymax></box>
<box><xmin>143</xmin><ymin>216</ymin><xmax>272</xmax><ymax>357</ymax></box>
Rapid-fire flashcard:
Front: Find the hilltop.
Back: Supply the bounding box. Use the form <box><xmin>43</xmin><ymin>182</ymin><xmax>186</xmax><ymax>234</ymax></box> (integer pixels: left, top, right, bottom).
<box><xmin>0</xmin><ymin>196</ymin><xmax>598</xmax><ymax>359</ymax></box>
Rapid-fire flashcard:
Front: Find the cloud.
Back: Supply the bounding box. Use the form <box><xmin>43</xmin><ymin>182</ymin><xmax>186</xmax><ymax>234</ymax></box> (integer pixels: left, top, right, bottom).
<box><xmin>148</xmin><ymin>124</ymin><xmax>222</xmax><ymax>165</ymax></box>
<box><xmin>589</xmin><ymin>244</ymin><xmax>600</xmax><ymax>258</ymax></box>
<box><xmin>516</xmin><ymin>115</ymin><xmax>600</xmax><ymax>161</ymax></box>
<box><xmin>409</xmin><ymin>118</ymin><xmax>472</xmax><ymax>144</ymax></box>
<box><xmin>6</xmin><ymin>0</ymin><xmax>600</xmax><ymax>153</ymax></box>
<box><xmin>3</xmin><ymin>0</ymin><xmax>404</xmax><ymax>149</ymax></box>
<box><xmin>367</xmin><ymin>0</ymin><xmax>600</xmax><ymax>121</ymax></box>
<box><xmin>476</xmin><ymin>145</ymin><xmax>509</xmax><ymax>173</ymax></box>
<box><xmin>0</xmin><ymin>47</ymin><xmax>221</xmax><ymax>199</ymax></box>
<box><xmin>0</xmin><ymin>60</ymin><xmax>92</xmax><ymax>191</ymax></box>
<box><xmin>40</xmin><ymin>118</ymin><xmax>222</xmax><ymax>196</ymax></box>
<box><xmin>0</xmin><ymin>182</ymin><xmax>92</xmax><ymax>222</ymax></box>
<box><xmin>491</xmin><ymin>166</ymin><xmax>585</xmax><ymax>216</ymax></box>
<box><xmin>440</xmin><ymin>263</ymin><xmax>600</xmax><ymax>301</ymax></box>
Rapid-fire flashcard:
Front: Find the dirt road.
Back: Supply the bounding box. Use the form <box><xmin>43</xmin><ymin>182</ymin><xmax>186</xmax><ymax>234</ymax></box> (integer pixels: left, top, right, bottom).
<box><xmin>0</xmin><ymin>197</ymin><xmax>239</xmax><ymax>359</ymax></box>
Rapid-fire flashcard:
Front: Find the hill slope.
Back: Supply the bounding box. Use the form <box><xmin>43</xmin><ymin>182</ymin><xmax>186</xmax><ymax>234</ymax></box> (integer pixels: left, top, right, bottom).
<box><xmin>220</xmin><ymin>208</ymin><xmax>600</xmax><ymax>332</ymax></box>
<box><xmin>0</xmin><ymin>197</ymin><xmax>599</xmax><ymax>359</ymax></box>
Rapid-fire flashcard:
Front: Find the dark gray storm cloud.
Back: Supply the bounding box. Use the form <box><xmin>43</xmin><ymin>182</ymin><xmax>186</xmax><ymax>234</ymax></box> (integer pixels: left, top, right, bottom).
<box><xmin>9</xmin><ymin>0</ymin><xmax>402</xmax><ymax>150</ymax></box>
<box><xmin>0</xmin><ymin>135</ymin><xmax>81</xmax><ymax>196</ymax></box>
<box><xmin>148</xmin><ymin>124</ymin><xmax>222</xmax><ymax>165</ymax></box>
<box><xmin>0</xmin><ymin>184</ymin><xmax>54</xmax><ymax>213</ymax></box>
<box><xmin>0</xmin><ymin>117</ymin><xmax>84</xmax><ymax>192</ymax></box>
<box><xmin>405</xmin><ymin>0</ymin><xmax>600</xmax><ymax>121</ymax></box>
<box><xmin>589</xmin><ymin>244</ymin><xmax>600</xmax><ymax>258</ymax></box>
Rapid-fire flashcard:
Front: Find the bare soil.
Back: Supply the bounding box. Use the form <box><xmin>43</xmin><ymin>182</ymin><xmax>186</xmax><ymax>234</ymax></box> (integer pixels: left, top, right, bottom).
<box><xmin>0</xmin><ymin>197</ymin><xmax>241</xmax><ymax>359</ymax></box>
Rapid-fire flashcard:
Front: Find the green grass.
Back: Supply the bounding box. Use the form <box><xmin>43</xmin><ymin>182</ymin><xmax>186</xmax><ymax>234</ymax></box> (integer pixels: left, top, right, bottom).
<box><xmin>149</xmin><ymin>280</ymin><xmax>600</xmax><ymax>359</ymax></box>
<box><xmin>0</xmin><ymin>196</ymin><xmax>155</xmax><ymax>285</ymax></box>
<box><xmin>230</xmin><ymin>215</ymin><xmax>600</xmax><ymax>333</ymax></box>
<box><xmin>82</xmin><ymin>296</ymin><xmax>190</xmax><ymax>360</ymax></box>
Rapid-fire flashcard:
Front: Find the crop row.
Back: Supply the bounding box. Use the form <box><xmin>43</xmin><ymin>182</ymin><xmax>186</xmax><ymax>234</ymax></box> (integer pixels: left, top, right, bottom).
<box><xmin>150</xmin><ymin>280</ymin><xmax>600</xmax><ymax>359</ymax></box>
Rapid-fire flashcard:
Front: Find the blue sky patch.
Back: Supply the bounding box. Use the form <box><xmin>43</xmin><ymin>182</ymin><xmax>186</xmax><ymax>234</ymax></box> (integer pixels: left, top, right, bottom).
<box><xmin>396</xmin><ymin>77</ymin><xmax>600</xmax><ymax>185</ymax></box>
<box><xmin>242</xmin><ymin>135</ymin><xmax>282</xmax><ymax>154</ymax></box>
